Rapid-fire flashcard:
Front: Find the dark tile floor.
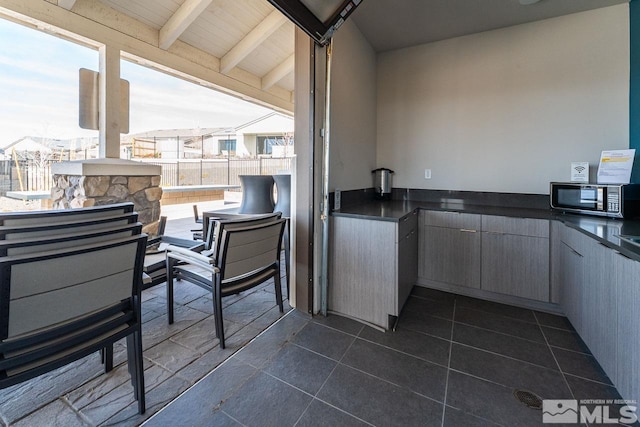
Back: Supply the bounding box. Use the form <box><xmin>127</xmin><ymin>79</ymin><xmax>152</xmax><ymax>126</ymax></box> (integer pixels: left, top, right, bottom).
<box><xmin>146</xmin><ymin>287</ymin><xmax>627</xmax><ymax>427</ymax></box>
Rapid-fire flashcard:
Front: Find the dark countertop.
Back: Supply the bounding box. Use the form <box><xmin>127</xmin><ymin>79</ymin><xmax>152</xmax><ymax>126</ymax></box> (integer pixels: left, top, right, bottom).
<box><xmin>332</xmin><ymin>200</ymin><xmax>640</xmax><ymax>261</ymax></box>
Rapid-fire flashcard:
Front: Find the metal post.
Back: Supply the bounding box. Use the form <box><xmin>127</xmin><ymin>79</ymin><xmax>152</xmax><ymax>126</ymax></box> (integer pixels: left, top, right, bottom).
<box><xmin>320</xmin><ymin>40</ymin><xmax>333</xmax><ymax>317</ymax></box>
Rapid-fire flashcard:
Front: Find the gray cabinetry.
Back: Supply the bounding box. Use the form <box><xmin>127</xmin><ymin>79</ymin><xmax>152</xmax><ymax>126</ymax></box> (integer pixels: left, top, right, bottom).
<box><xmin>581</xmin><ymin>239</ymin><xmax>617</xmax><ymax>383</ymax></box>
<box><xmin>481</xmin><ymin>216</ymin><xmax>550</xmax><ymax>302</ymax></box>
<box><xmin>329</xmin><ymin>210</ymin><xmax>418</xmax><ymax>329</ymax></box>
<box><xmin>559</xmin><ymin>224</ymin><xmax>625</xmax><ymax>395</ymax></box>
<box><xmin>419</xmin><ymin>211</ymin><xmax>481</xmax><ymax>288</ymax></box>
<box><xmin>558</xmin><ymin>225</ymin><xmax>585</xmax><ymax>333</ymax></box>
<box><xmin>614</xmin><ymin>251</ymin><xmax>640</xmax><ymax>401</ymax></box>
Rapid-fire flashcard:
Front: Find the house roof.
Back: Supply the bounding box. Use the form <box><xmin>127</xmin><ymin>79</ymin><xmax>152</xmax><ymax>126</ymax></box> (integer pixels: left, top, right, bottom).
<box><xmin>3</xmin><ymin>136</ymin><xmax>98</xmax><ymax>153</ymax></box>
<box><xmin>128</xmin><ymin>112</ymin><xmax>293</xmax><ymax>141</ymax></box>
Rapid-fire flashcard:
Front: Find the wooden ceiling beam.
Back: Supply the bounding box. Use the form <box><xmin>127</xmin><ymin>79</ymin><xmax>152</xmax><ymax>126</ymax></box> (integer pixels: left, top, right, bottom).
<box><xmin>58</xmin><ymin>0</ymin><xmax>77</xmax><ymax>10</ymax></box>
<box><xmin>262</xmin><ymin>53</ymin><xmax>294</xmax><ymax>90</ymax></box>
<box><xmin>159</xmin><ymin>0</ymin><xmax>213</xmax><ymax>50</ymax></box>
<box><xmin>220</xmin><ymin>10</ymin><xmax>287</xmax><ymax>74</ymax></box>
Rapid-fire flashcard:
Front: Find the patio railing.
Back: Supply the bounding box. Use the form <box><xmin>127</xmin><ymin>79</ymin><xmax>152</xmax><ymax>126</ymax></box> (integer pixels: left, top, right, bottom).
<box><xmin>0</xmin><ymin>157</ymin><xmax>293</xmax><ymax>196</ymax></box>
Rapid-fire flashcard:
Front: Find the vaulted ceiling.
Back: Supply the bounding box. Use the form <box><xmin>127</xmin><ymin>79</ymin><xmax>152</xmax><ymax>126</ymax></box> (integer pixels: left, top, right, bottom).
<box><xmin>92</xmin><ymin>0</ymin><xmax>295</xmax><ymax>92</ymax></box>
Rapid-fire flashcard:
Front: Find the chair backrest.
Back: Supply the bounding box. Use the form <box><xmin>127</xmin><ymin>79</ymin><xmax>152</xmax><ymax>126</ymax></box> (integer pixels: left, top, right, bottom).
<box><xmin>218</xmin><ymin>218</ymin><xmax>286</xmax><ymax>281</ymax></box>
<box><xmin>206</xmin><ymin>212</ymin><xmax>282</xmax><ymax>259</ymax></box>
<box><xmin>0</xmin><ymin>202</ymin><xmax>135</xmax><ymax>227</ymax></box>
<box><xmin>0</xmin><ymin>212</ymin><xmax>139</xmax><ymax>241</ymax></box>
<box><xmin>0</xmin><ymin>234</ymin><xmax>147</xmax><ymax>382</ymax></box>
<box><xmin>0</xmin><ymin>222</ymin><xmax>143</xmax><ymax>257</ymax></box>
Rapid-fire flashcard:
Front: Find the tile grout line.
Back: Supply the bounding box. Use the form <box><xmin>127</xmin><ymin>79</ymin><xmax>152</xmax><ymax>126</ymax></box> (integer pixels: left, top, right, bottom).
<box><xmin>532</xmin><ymin>311</ymin><xmax>578</xmax><ymax>401</ymax></box>
<box><xmin>450</xmin><ymin>340</ymin><xmax>558</xmax><ymax>372</ymax></box>
<box><xmin>290</xmin><ymin>332</ymin><xmax>364</xmax><ymax>427</ymax></box>
<box><xmin>440</xmin><ymin>297</ymin><xmax>457</xmax><ymax>427</ymax></box>
<box><xmin>453</xmin><ymin>319</ymin><xmax>549</xmax><ymax>346</ymax></box>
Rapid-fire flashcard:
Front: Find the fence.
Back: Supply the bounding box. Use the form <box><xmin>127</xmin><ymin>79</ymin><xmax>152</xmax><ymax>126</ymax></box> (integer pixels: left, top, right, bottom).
<box><xmin>0</xmin><ymin>157</ymin><xmax>293</xmax><ymax>196</ymax></box>
<box><xmin>0</xmin><ymin>160</ymin><xmax>54</xmax><ymax>195</ymax></box>
<box><xmin>141</xmin><ymin>157</ymin><xmax>293</xmax><ymax>187</ymax></box>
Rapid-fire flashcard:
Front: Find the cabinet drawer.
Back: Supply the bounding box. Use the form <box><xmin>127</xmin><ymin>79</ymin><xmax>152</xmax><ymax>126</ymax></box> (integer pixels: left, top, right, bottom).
<box><xmin>481</xmin><ymin>216</ymin><xmax>549</xmax><ymax>238</ymax></box>
<box><xmin>398</xmin><ymin>209</ymin><xmax>418</xmax><ymax>240</ymax></box>
<box><xmin>421</xmin><ymin>210</ymin><xmax>481</xmax><ymax>230</ymax></box>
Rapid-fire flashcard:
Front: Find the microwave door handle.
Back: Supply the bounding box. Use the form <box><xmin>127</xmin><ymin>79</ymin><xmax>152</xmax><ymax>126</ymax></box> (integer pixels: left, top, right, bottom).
<box><xmin>597</xmin><ymin>187</ymin><xmax>604</xmax><ymax>211</ymax></box>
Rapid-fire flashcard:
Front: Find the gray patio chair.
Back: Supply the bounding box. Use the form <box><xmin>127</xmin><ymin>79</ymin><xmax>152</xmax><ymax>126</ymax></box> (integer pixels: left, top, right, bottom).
<box><xmin>0</xmin><ymin>202</ymin><xmax>135</xmax><ymax>227</ymax></box>
<box><xmin>165</xmin><ymin>217</ymin><xmax>286</xmax><ymax>349</ymax></box>
<box><xmin>0</xmin><ymin>234</ymin><xmax>148</xmax><ymax>414</ymax></box>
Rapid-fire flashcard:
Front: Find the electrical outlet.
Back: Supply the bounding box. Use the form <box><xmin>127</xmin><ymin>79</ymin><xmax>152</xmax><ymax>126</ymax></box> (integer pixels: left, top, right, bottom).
<box><xmin>424</xmin><ymin>169</ymin><xmax>432</xmax><ymax>179</ymax></box>
<box><xmin>334</xmin><ymin>189</ymin><xmax>341</xmax><ymax>210</ymax></box>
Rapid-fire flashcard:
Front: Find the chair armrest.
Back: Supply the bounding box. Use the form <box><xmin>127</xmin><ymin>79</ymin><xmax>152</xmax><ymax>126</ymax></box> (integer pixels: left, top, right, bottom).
<box><xmin>161</xmin><ymin>236</ymin><xmax>205</xmax><ymax>252</ymax></box>
<box><xmin>142</xmin><ymin>272</ymin><xmax>152</xmax><ymax>285</ymax></box>
<box><xmin>166</xmin><ymin>245</ymin><xmax>219</xmax><ymax>272</ymax></box>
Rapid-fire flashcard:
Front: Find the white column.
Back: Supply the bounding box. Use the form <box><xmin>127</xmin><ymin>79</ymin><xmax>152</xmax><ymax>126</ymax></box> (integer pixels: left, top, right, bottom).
<box><xmin>99</xmin><ymin>45</ymin><xmax>121</xmax><ymax>159</ymax></box>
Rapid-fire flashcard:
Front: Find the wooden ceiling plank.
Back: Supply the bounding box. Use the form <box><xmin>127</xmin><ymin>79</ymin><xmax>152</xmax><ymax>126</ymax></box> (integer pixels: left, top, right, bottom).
<box><xmin>220</xmin><ymin>9</ymin><xmax>286</xmax><ymax>74</ymax></box>
<box><xmin>261</xmin><ymin>53</ymin><xmax>293</xmax><ymax>90</ymax></box>
<box><xmin>159</xmin><ymin>0</ymin><xmax>213</xmax><ymax>50</ymax></box>
<box><xmin>58</xmin><ymin>0</ymin><xmax>76</xmax><ymax>10</ymax></box>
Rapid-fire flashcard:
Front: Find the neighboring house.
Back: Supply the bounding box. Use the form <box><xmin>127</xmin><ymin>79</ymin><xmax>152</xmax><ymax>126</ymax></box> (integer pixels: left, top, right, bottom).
<box><xmin>123</xmin><ymin>112</ymin><xmax>294</xmax><ymax>159</ymax></box>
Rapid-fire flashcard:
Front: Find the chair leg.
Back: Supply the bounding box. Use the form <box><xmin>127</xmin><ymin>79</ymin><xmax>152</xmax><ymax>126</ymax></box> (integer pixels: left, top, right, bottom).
<box><xmin>274</xmin><ymin>267</ymin><xmax>284</xmax><ymax>313</ymax></box>
<box><xmin>283</xmin><ymin>220</ymin><xmax>290</xmax><ymax>300</ymax></box>
<box><xmin>101</xmin><ymin>345</ymin><xmax>114</xmax><ymax>373</ymax></box>
<box><xmin>128</xmin><ymin>329</ymin><xmax>146</xmax><ymax>414</ymax></box>
<box><xmin>166</xmin><ymin>258</ymin><xmax>175</xmax><ymax>324</ymax></box>
<box><xmin>214</xmin><ymin>276</ymin><xmax>226</xmax><ymax>349</ymax></box>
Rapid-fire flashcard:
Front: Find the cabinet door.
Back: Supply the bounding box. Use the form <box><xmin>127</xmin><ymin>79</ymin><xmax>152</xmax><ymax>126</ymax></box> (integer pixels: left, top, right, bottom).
<box><xmin>329</xmin><ymin>216</ymin><xmax>396</xmax><ymax>328</ymax></box>
<box><xmin>615</xmin><ymin>251</ymin><xmax>640</xmax><ymax>401</ymax></box>
<box><xmin>549</xmin><ymin>221</ymin><xmax>564</xmax><ymax>304</ymax></box>
<box><xmin>559</xmin><ymin>239</ymin><xmax>584</xmax><ymax>332</ymax></box>
<box><xmin>582</xmin><ymin>240</ymin><xmax>616</xmax><ymax>384</ymax></box>
<box><xmin>481</xmin><ymin>232</ymin><xmax>549</xmax><ymax>301</ymax></box>
<box><xmin>419</xmin><ymin>226</ymin><xmax>481</xmax><ymax>288</ymax></box>
<box><xmin>397</xmin><ymin>227</ymin><xmax>418</xmax><ymax>314</ymax></box>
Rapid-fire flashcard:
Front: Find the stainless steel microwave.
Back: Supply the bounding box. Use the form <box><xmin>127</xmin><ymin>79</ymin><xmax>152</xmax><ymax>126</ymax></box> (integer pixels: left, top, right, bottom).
<box><xmin>550</xmin><ymin>182</ymin><xmax>640</xmax><ymax>218</ymax></box>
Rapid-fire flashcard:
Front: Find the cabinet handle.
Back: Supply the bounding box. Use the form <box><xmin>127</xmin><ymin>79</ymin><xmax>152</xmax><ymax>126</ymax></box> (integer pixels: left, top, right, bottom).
<box><xmin>615</xmin><ymin>251</ymin><xmax>632</xmax><ymax>260</ymax></box>
<box><xmin>460</xmin><ymin>228</ymin><xmax>477</xmax><ymax>233</ymax></box>
<box><xmin>560</xmin><ymin>241</ymin><xmax>584</xmax><ymax>257</ymax></box>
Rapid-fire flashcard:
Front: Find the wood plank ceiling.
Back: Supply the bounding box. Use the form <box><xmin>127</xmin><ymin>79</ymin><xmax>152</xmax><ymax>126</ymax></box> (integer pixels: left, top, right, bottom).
<box><xmin>57</xmin><ymin>0</ymin><xmax>295</xmax><ymax>104</ymax></box>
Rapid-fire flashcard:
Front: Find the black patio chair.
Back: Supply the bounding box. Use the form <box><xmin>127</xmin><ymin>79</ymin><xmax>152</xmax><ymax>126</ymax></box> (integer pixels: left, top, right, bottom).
<box><xmin>165</xmin><ymin>217</ymin><xmax>286</xmax><ymax>349</ymax></box>
<box><xmin>0</xmin><ymin>234</ymin><xmax>148</xmax><ymax>414</ymax></box>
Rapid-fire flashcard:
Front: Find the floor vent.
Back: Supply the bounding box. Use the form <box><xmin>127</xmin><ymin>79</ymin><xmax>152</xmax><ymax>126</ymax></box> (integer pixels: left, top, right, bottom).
<box><xmin>513</xmin><ymin>389</ymin><xmax>543</xmax><ymax>409</ymax></box>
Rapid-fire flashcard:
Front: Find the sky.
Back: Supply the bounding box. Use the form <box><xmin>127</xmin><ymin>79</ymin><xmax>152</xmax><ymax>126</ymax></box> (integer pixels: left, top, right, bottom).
<box><xmin>0</xmin><ymin>17</ymin><xmax>277</xmax><ymax>149</ymax></box>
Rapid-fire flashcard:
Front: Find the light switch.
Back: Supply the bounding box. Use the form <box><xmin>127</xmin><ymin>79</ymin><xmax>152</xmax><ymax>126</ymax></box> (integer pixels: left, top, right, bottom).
<box><xmin>424</xmin><ymin>169</ymin><xmax>432</xmax><ymax>179</ymax></box>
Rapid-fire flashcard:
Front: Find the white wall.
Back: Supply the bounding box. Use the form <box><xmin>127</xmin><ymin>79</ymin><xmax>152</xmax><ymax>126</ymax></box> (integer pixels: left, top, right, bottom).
<box><xmin>329</xmin><ymin>20</ymin><xmax>378</xmax><ymax>191</ymax></box>
<box><xmin>376</xmin><ymin>5</ymin><xmax>629</xmax><ymax>194</ymax></box>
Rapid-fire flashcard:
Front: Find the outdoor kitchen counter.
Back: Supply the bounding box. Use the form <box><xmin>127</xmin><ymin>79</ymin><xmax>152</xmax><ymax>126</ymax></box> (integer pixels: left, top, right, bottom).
<box><xmin>332</xmin><ymin>200</ymin><xmax>640</xmax><ymax>261</ymax></box>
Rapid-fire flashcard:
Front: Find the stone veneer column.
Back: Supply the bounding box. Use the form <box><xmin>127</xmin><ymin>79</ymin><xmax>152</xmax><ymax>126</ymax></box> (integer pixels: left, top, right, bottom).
<box><xmin>51</xmin><ymin>159</ymin><xmax>162</xmax><ymax>230</ymax></box>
